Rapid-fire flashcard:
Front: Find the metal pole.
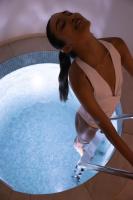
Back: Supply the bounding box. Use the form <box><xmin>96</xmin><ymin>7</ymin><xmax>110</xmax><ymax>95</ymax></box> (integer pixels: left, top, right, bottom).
<box><xmin>78</xmin><ymin>162</ymin><xmax>133</xmax><ymax>180</ymax></box>
<box><xmin>110</xmin><ymin>113</ymin><xmax>133</xmax><ymax>120</ymax></box>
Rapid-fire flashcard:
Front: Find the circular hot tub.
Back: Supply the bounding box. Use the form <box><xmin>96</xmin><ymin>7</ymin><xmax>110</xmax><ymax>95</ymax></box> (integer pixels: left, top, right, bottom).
<box><xmin>0</xmin><ymin>52</ymin><xmax>122</xmax><ymax>194</ymax></box>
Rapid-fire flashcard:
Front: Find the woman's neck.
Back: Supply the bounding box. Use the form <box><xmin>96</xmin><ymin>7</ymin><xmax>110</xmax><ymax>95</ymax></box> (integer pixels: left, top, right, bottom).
<box><xmin>73</xmin><ymin>34</ymin><xmax>107</xmax><ymax>67</ymax></box>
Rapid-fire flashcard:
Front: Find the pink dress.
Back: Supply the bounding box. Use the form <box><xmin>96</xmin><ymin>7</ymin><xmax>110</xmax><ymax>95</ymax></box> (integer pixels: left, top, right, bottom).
<box><xmin>75</xmin><ymin>40</ymin><xmax>123</xmax><ymax>128</ymax></box>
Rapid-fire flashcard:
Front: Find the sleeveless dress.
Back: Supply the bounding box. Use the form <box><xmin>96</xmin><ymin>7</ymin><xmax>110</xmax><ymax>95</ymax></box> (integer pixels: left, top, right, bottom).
<box><xmin>75</xmin><ymin>40</ymin><xmax>123</xmax><ymax>128</ymax></box>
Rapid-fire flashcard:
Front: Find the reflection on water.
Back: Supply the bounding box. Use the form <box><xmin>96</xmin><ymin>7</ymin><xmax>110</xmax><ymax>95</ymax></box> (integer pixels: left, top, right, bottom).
<box><xmin>0</xmin><ymin>64</ymin><xmax>121</xmax><ymax>194</ymax></box>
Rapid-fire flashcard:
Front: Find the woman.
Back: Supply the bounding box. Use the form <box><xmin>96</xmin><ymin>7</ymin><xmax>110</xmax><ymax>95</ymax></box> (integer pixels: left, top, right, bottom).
<box><xmin>46</xmin><ymin>10</ymin><xmax>133</xmax><ymax>166</ymax></box>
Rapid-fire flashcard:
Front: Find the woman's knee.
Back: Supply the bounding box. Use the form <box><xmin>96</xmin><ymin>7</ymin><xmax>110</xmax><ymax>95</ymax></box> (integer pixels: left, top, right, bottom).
<box><xmin>75</xmin><ymin>112</ymin><xmax>88</xmax><ymax>134</ymax></box>
<box><xmin>75</xmin><ymin>112</ymin><xmax>99</xmax><ymax>143</ymax></box>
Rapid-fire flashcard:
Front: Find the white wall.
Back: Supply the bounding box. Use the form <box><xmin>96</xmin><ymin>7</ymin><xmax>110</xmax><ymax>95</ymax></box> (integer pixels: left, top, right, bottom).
<box><xmin>0</xmin><ymin>0</ymin><xmax>132</xmax><ymax>52</ymax></box>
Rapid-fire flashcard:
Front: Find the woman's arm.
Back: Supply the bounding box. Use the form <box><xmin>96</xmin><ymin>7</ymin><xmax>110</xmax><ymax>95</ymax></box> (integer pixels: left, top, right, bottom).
<box><xmin>69</xmin><ymin>62</ymin><xmax>133</xmax><ymax>166</ymax></box>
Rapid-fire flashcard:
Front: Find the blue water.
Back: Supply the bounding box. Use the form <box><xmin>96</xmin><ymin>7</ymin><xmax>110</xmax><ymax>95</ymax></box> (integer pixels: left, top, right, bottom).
<box><xmin>0</xmin><ymin>64</ymin><xmax>121</xmax><ymax>194</ymax></box>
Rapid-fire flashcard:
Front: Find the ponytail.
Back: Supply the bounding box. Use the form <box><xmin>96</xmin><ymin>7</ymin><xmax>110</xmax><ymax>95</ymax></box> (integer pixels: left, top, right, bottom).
<box><xmin>58</xmin><ymin>51</ymin><xmax>71</xmax><ymax>102</ymax></box>
<box><xmin>46</xmin><ymin>18</ymin><xmax>76</xmax><ymax>102</ymax></box>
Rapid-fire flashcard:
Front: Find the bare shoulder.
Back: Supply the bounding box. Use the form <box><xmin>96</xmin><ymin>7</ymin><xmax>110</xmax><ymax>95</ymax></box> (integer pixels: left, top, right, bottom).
<box><xmin>99</xmin><ymin>36</ymin><xmax>124</xmax><ymax>45</ymax></box>
<box><xmin>69</xmin><ymin>60</ymin><xmax>94</xmax><ymax>94</ymax></box>
<box><xmin>68</xmin><ymin>60</ymin><xmax>86</xmax><ymax>87</ymax></box>
<box><xmin>101</xmin><ymin>37</ymin><xmax>133</xmax><ymax>76</ymax></box>
<box><xmin>99</xmin><ymin>37</ymin><xmax>129</xmax><ymax>57</ymax></box>
<box><xmin>69</xmin><ymin>60</ymin><xmax>82</xmax><ymax>83</ymax></box>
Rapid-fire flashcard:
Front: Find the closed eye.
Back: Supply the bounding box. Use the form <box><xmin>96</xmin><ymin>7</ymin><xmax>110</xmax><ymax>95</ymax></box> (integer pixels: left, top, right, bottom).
<box><xmin>58</xmin><ymin>20</ymin><xmax>66</xmax><ymax>30</ymax></box>
<box><xmin>56</xmin><ymin>11</ymin><xmax>72</xmax><ymax>31</ymax></box>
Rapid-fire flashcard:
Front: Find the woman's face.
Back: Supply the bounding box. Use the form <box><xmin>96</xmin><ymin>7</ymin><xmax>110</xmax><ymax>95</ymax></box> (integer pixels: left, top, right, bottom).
<box><xmin>49</xmin><ymin>11</ymin><xmax>91</xmax><ymax>48</ymax></box>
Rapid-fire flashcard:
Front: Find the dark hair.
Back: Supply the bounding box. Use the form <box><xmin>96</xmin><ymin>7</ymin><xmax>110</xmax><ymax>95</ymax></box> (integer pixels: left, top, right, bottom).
<box><xmin>46</xmin><ymin>18</ymin><xmax>76</xmax><ymax>101</ymax></box>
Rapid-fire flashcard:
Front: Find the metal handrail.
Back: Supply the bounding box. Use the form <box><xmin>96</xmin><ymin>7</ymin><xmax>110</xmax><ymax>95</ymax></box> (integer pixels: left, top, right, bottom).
<box><xmin>76</xmin><ymin>162</ymin><xmax>133</xmax><ymax>180</ymax></box>
<box><xmin>110</xmin><ymin>113</ymin><xmax>133</xmax><ymax>120</ymax></box>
